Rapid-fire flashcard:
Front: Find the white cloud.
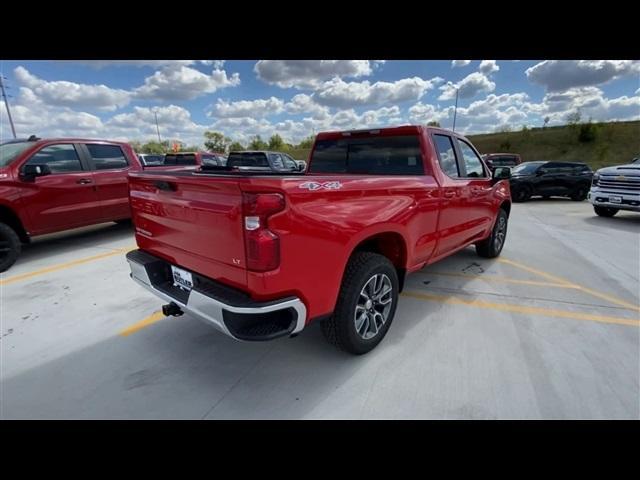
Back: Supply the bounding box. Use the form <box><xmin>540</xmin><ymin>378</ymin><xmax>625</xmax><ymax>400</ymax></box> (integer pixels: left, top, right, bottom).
<box><xmin>314</xmin><ymin>76</ymin><xmax>443</xmax><ymax>107</ymax></box>
<box><xmin>526</xmin><ymin>60</ymin><xmax>640</xmax><ymax>92</ymax></box>
<box><xmin>438</xmin><ymin>72</ymin><xmax>496</xmax><ymax>100</ymax></box>
<box><xmin>451</xmin><ymin>60</ymin><xmax>472</xmax><ymax>68</ymax></box>
<box><xmin>14</xmin><ymin>66</ymin><xmax>130</xmax><ymax>111</ymax></box>
<box><xmin>479</xmin><ymin>60</ymin><xmax>500</xmax><ymax>74</ymax></box>
<box><xmin>283</xmin><ymin>94</ymin><xmax>329</xmax><ymax>118</ymax></box>
<box><xmin>254</xmin><ymin>60</ymin><xmax>375</xmax><ymax>89</ymax></box>
<box><xmin>209</xmin><ymin>97</ymin><xmax>285</xmax><ymax>118</ymax></box>
<box><xmin>133</xmin><ymin>64</ymin><xmax>240</xmax><ymax>101</ymax></box>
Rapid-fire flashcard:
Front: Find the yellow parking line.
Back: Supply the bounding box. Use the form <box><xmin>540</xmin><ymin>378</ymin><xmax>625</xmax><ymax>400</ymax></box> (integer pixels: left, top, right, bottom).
<box><xmin>499</xmin><ymin>257</ymin><xmax>640</xmax><ymax>313</ymax></box>
<box><xmin>401</xmin><ymin>291</ymin><xmax>640</xmax><ymax>327</ymax></box>
<box><xmin>419</xmin><ymin>271</ymin><xmax>578</xmax><ymax>289</ymax></box>
<box><xmin>119</xmin><ymin>311</ymin><xmax>165</xmax><ymax>337</ymax></box>
<box><xmin>0</xmin><ymin>246</ymin><xmax>135</xmax><ymax>286</ymax></box>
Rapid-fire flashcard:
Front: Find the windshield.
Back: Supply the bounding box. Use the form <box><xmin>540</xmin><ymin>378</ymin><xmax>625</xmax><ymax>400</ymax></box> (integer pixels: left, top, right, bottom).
<box><xmin>511</xmin><ymin>162</ymin><xmax>544</xmax><ymax>175</ymax></box>
<box><xmin>0</xmin><ymin>142</ymin><xmax>33</xmax><ymax>167</ymax></box>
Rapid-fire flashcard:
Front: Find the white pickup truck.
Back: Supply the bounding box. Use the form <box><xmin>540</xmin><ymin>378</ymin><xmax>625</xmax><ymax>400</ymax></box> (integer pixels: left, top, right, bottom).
<box><xmin>588</xmin><ymin>157</ymin><xmax>640</xmax><ymax>217</ymax></box>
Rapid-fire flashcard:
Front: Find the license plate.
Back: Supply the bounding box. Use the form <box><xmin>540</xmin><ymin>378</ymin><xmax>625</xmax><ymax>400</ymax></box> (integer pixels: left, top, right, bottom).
<box><xmin>609</xmin><ymin>195</ymin><xmax>622</xmax><ymax>204</ymax></box>
<box><xmin>171</xmin><ymin>265</ymin><xmax>193</xmax><ymax>291</ymax></box>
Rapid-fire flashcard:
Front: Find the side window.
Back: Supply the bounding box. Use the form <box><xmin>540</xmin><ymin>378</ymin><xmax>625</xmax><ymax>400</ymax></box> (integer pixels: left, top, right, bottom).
<box><xmin>283</xmin><ymin>154</ymin><xmax>297</xmax><ymax>170</ymax></box>
<box><xmin>269</xmin><ymin>153</ymin><xmax>284</xmax><ymax>169</ymax></box>
<box><xmin>433</xmin><ymin>134</ymin><xmax>459</xmax><ymax>178</ymax></box>
<box><xmin>86</xmin><ymin>144</ymin><xmax>129</xmax><ymax>170</ymax></box>
<box><xmin>26</xmin><ymin>144</ymin><xmax>83</xmax><ymax>173</ymax></box>
<box><xmin>456</xmin><ymin>139</ymin><xmax>486</xmax><ymax>178</ymax></box>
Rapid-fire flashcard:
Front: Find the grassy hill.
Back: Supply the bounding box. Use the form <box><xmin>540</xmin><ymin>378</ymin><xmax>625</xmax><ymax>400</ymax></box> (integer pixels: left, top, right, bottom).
<box><xmin>290</xmin><ymin>121</ymin><xmax>640</xmax><ymax>170</ymax></box>
<box><xmin>467</xmin><ymin>120</ymin><xmax>639</xmax><ymax>170</ymax></box>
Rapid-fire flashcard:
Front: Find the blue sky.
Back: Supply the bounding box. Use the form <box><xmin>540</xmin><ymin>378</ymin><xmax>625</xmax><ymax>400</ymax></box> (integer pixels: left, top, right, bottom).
<box><xmin>1</xmin><ymin>60</ymin><xmax>638</xmax><ymax>147</ymax></box>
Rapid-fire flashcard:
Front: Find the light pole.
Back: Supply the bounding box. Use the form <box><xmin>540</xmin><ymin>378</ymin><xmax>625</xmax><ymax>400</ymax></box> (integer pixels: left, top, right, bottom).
<box><xmin>153</xmin><ymin>108</ymin><xmax>162</xmax><ymax>144</ymax></box>
<box><xmin>448</xmin><ymin>82</ymin><xmax>460</xmax><ymax>132</ymax></box>
<box><xmin>0</xmin><ymin>76</ymin><xmax>17</xmax><ymax>139</ymax></box>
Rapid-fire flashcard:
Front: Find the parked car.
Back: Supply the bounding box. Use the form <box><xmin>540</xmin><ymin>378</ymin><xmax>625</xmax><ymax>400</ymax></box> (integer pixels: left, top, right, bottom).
<box><xmin>161</xmin><ymin>151</ymin><xmax>227</xmax><ymax>167</ymax></box>
<box><xmin>138</xmin><ymin>153</ymin><xmax>165</xmax><ymax>166</ymax></box>
<box><xmin>481</xmin><ymin>153</ymin><xmax>522</xmax><ymax>171</ymax></box>
<box><xmin>588</xmin><ymin>158</ymin><xmax>640</xmax><ymax>217</ymax></box>
<box><xmin>508</xmin><ymin>161</ymin><xmax>593</xmax><ymax>202</ymax></box>
<box><xmin>225</xmin><ymin>151</ymin><xmax>303</xmax><ymax>172</ymax></box>
<box><xmin>0</xmin><ymin>136</ymin><xmax>143</xmax><ymax>271</ymax></box>
<box><xmin>126</xmin><ymin>125</ymin><xmax>511</xmax><ymax>354</ymax></box>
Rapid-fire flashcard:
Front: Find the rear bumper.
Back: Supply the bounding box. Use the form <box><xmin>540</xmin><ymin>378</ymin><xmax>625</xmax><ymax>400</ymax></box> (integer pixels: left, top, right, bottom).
<box><xmin>588</xmin><ymin>189</ymin><xmax>640</xmax><ymax>212</ymax></box>
<box><xmin>126</xmin><ymin>249</ymin><xmax>307</xmax><ymax>341</ymax></box>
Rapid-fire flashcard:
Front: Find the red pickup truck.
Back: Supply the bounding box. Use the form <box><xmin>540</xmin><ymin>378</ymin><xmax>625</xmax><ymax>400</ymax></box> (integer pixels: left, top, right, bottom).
<box><xmin>126</xmin><ymin>126</ymin><xmax>512</xmax><ymax>354</ymax></box>
<box><xmin>0</xmin><ymin>137</ymin><xmax>143</xmax><ymax>271</ymax></box>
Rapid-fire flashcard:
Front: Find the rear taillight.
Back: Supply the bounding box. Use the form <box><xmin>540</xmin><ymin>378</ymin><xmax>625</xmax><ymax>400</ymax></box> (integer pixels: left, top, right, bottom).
<box><xmin>242</xmin><ymin>192</ymin><xmax>285</xmax><ymax>272</ymax></box>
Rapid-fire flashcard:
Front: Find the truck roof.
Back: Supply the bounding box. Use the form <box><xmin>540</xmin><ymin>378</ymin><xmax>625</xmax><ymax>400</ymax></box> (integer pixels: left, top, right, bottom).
<box><xmin>315</xmin><ymin>124</ymin><xmax>464</xmax><ymax>141</ymax></box>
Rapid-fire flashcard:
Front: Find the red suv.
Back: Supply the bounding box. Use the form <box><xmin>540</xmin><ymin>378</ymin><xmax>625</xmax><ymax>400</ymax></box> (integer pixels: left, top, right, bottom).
<box><xmin>0</xmin><ymin>136</ymin><xmax>143</xmax><ymax>271</ymax></box>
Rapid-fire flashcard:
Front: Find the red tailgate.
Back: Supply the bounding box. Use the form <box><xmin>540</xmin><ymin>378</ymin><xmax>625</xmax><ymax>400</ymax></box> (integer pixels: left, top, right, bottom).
<box><xmin>128</xmin><ymin>172</ymin><xmax>248</xmax><ymax>290</ymax></box>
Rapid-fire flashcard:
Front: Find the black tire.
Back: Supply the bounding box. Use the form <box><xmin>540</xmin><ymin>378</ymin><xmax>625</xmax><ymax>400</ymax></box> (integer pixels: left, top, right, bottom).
<box><xmin>542</xmin><ymin>195</ymin><xmax>550</xmax><ymax>200</ymax></box>
<box><xmin>513</xmin><ymin>185</ymin><xmax>531</xmax><ymax>203</ymax></box>
<box><xmin>114</xmin><ymin>218</ymin><xmax>132</xmax><ymax>225</ymax></box>
<box><xmin>475</xmin><ymin>209</ymin><xmax>508</xmax><ymax>258</ymax></box>
<box><xmin>594</xmin><ymin>206</ymin><xmax>618</xmax><ymax>217</ymax></box>
<box><xmin>321</xmin><ymin>252</ymin><xmax>399</xmax><ymax>355</ymax></box>
<box><xmin>570</xmin><ymin>185</ymin><xmax>588</xmax><ymax>201</ymax></box>
<box><xmin>0</xmin><ymin>222</ymin><xmax>21</xmax><ymax>273</ymax></box>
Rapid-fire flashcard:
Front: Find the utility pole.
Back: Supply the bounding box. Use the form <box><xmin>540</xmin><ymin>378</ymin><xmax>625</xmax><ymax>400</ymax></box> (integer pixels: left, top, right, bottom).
<box><xmin>0</xmin><ymin>76</ymin><xmax>17</xmax><ymax>139</ymax></box>
<box><xmin>154</xmin><ymin>109</ymin><xmax>162</xmax><ymax>144</ymax></box>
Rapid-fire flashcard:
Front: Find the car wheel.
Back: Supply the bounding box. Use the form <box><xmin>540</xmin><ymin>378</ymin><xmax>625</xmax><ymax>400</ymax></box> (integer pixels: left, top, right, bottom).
<box><xmin>321</xmin><ymin>252</ymin><xmax>399</xmax><ymax>355</ymax></box>
<box><xmin>513</xmin><ymin>186</ymin><xmax>531</xmax><ymax>203</ymax></box>
<box><xmin>476</xmin><ymin>208</ymin><xmax>508</xmax><ymax>258</ymax></box>
<box><xmin>594</xmin><ymin>206</ymin><xmax>619</xmax><ymax>217</ymax></box>
<box><xmin>570</xmin><ymin>186</ymin><xmax>588</xmax><ymax>201</ymax></box>
<box><xmin>0</xmin><ymin>222</ymin><xmax>21</xmax><ymax>273</ymax></box>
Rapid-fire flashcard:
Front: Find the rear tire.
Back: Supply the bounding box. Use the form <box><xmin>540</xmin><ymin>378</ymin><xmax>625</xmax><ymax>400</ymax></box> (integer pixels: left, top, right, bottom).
<box><xmin>321</xmin><ymin>252</ymin><xmax>399</xmax><ymax>355</ymax></box>
<box><xmin>476</xmin><ymin>209</ymin><xmax>508</xmax><ymax>258</ymax></box>
<box><xmin>0</xmin><ymin>222</ymin><xmax>21</xmax><ymax>273</ymax></box>
<box><xmin>513</xmin><ymin>185</ymin><xmax>531</xmax><ymax>203</ymax></box>
<box><xmin>571</xmin><ymin>185</ymin><xmax>588</xmax><ymax>201</ymax></box>
<box><xmin>594</xmin><ymin>206</ymin><xmax>618</xmax><ymax>217</ymax></box>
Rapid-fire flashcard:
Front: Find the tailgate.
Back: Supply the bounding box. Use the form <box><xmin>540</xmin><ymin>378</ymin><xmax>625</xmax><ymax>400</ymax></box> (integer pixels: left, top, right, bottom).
<box><xmin>128</xmin><ymin>172</ymin><xmax>247</xmax><ymax>289</ymax></box>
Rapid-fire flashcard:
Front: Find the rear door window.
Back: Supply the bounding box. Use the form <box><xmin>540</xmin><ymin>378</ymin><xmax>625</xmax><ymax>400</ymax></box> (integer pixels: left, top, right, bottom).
<box><xmin>26</xmin><ymin>144</ymin><xmax>83</xmax><ymax>173</ymax></box>
<box><xmin>269</xmin><ymin>153</ymin><xmax>284</xmax><ymax>169</ymax></box>
<box><xmin>432</xmin><ymin>134</ymin><xmax>459</xmax><ymax>178</ymax></box>
<box><xmin>227</xmin><ymin>152</ymin><xmax>270</xmax><ymax>167</ymax></box>
<box><xmin>86</xmin><ymin>144</ymin><xmax>129</xmax><ymax>170</ymax></box>
<box><xmin>309</xmin><ymin>135</ymin><xmax>423</xmax><ymax>175</ymax></box>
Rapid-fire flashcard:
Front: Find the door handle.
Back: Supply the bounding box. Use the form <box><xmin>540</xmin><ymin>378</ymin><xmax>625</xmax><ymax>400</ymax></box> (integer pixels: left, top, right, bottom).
<box><xmin>443</xmin><ymin>190</ymin><xmax>456</xmax><ymax>198</ymax></box>
<box><xmin>76</xmin><ymin>178</ymin><xmax>93</xmax><ymax>185</ymax></box>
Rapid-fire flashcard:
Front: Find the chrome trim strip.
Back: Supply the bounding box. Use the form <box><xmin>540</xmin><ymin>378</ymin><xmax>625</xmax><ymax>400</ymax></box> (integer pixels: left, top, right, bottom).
<box><xmin>127</xmin><ymin>258</ymin><xmax>307</xmax><ymax>340</ymax></box>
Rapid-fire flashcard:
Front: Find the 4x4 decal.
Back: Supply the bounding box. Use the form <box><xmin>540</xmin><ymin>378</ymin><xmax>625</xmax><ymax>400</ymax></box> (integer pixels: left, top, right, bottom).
<box><xmin>299</xmin><ymin>181</ymin><xmax>343</xmax><ymax>191</ymax></box>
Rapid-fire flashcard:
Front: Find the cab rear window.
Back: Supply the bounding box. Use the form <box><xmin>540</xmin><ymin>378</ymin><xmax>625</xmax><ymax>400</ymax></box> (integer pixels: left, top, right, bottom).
<box><xmin>309</xmin><ymin>135</ymin><xmax>423</xmax><ymax>175</ymax></box>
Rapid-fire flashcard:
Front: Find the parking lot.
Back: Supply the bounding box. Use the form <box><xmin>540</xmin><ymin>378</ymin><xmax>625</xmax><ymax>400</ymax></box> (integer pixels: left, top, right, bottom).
<box><xmin>1</xmin><ymin>199</ymin><xmax>638</xmax><ymax>419</ymax></box>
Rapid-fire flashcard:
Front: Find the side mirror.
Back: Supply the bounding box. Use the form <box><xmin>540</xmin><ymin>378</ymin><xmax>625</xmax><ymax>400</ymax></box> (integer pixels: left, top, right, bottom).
<box><xmin>21</xmin><ymin>163</ymin><xmax>52</xmax><ymax>180</ymax></box>
<box><xmin>297</xmin><ymin>161</ymin><xmax>307</xmax><ymax>172</ymax></box>
<box><xmin>492</xmin><ymin>166</ymin><xmax>511</xmax><ymax>183</ymax></box>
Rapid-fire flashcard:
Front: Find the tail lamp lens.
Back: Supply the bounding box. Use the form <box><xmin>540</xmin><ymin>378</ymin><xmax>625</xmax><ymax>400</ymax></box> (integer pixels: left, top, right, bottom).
<box><xmin>242</xmin><ymin>193</ymin><xmax>285</xmax><ymax>272</ymax></box>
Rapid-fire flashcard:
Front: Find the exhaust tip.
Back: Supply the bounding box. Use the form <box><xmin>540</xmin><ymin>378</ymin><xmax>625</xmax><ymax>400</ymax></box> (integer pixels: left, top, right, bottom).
<box><xmin>162</xmin><ymin>302</ymin><xmax>184</xmax><ymax>317</ymax></box>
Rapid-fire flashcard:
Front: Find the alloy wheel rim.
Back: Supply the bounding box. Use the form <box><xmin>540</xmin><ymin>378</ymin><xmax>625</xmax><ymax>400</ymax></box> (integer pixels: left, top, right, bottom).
<box><xmin>494</xmin><ymin>216</ymin><xmax>507</xmax><ymax>251</ymax></box>
<box><xmin>354</xmin><ymin>273</ymin><xmax>393</xmax><ymax>340</ymax></box>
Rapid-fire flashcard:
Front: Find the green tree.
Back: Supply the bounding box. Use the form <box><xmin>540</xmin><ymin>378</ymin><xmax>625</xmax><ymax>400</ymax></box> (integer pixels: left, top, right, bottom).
<box><xmin>228</xmin><ymin>141</ymin><xmax>245</xmax><ymax>152</ymax></box>
<box><xmin>427</xmin><ymin>121</ymin><xmax>441</xmax><ymax>127</ymax></box>
<box><xmin>141</xmin><ymin>141</ymin><xmax>168</xmax><ymax>154</ymax></box>
<box><xmin>566</xmin><ymin>110</ymin><xmax>582</xmax><ymax>126</ymax></box>
<box><xmin>296</xmin><ymin>135</ymin><xmax>315</xmax><ymax>149</ymax></box>
<box><xmin>543</xmin><ymin>116</ymin><xmax>550</xmax><ymax>129</ymax></box>
<box><xmin>268</xmin><ymin>133</ymin><xmax>285</xmax><ymax>151</ymax></box>
<box><xmin>204</xmin><ymin>131</ymin><xmax>231</xmax><ymax>152</ymax></box>
<box><xmin>248</xmin><ymin>135</ymin><xmax>268</xmax><ymax>150</ymax></box>
<box><xmin>578</xmin><ymin>118</ymin><xmax>597</xmax><ymax>143</ymax></box>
